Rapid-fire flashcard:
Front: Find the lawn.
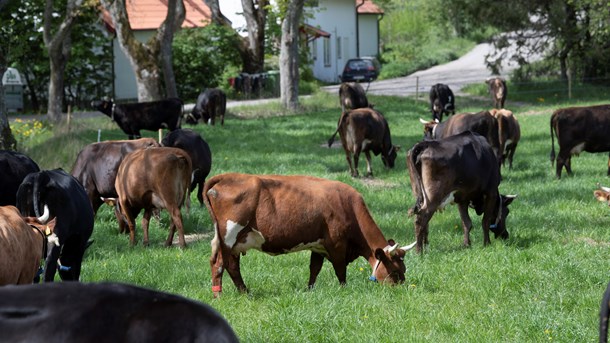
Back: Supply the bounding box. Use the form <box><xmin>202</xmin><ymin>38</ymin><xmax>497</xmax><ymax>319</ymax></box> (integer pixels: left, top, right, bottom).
<box><xmin>12</xmin><ymin>89</ymin><xmax>610</xmax><ymax>342</ymax></box>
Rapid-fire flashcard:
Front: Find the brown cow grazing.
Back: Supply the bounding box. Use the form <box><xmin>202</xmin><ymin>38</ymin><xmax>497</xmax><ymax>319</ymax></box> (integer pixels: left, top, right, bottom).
<box><xmin>0</xmin><ymin>206</ymin><xmax>52</xmax><ymax>285</ymax></box>
<box><xmin>204</xmin><ymin>173</ymin><xmax>416</xmax><ymax>297</ymax></box>
<box><xmin>486</xmin><ymin>77</ymin><xmax>507</xmax><ymax>109</ymax></box>
<box><xmin>420</xmin><ymin>111</ymin><xmax>502</xmax><ymax>163</ymax></box>
<box><xmin>114</xmin><ymin>147</ymin><xmax>192</xmax><ymax>247</ymax></box>
<box><xmin>0</xmin><ymin>282</ymin><xmax>239</xmax><ymax>342</ymax></box>
<box><xmin>407</xmin><ymin>131</ymin><xmax>516</xmax><ymax>253</ymax></box>
<box><xmin>339</xmin><ymin>82</ymin><xmax>369</xmax><ymax>113</ymax></box>
<box><xmin>71</xmin><ymin>138</ymin><xmax>160</xmax><ymax>233</ymax></box>
<box><xmin>328</xmin><ymin>108</ymin><xmax>399</xmax><ymax>177</ymax></box>
<box><xmin>601</xmin><ymin>281</ymin><xmax>610</xmax><ymax>343</ymax></box>
<box><xmin>550</xmin><ymin>105</ymin><xmax>610</xmax><ymax>179</ymax></box>
<box><xmin>489</xmin><ymin>108</ymin><xmax>521</xmax><ymax>169</ymax></box>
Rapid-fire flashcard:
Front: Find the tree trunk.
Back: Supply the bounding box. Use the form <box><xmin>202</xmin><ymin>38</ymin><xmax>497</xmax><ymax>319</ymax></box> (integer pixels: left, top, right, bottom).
<box><xmin>0</xmin><ymin>0</ymin><xmax>17</xmax><ymax>150</ymax></box>
<box><xmin>159</xmin><ymin>0</ymin><xmax>185</xmax><ymax>99</ymax></box>
<box><xmin>279</xmin><ymin>0</ymin><xmax>304</xmax><ymax>111</ymax></box>
<box><xmin>43</xmin><ymin>0</ymin><xmax>82</xmax><ymax>123</ymax></box>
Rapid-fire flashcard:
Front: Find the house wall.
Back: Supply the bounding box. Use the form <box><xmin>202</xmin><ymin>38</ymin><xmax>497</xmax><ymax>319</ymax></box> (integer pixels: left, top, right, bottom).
<box><xmin>358</xmin><ymin>14</ymin><xmax>379</xmax><ymax>58</ymax></box>
<box><xmin>113</xmin><ymin>30</ymin><xmax>154</xmax><ymax>101</ymax></box>
<box><xmin>305</xmin><ymin>0</ymin><xmax>356</xmax><ymax>83</ymax></box>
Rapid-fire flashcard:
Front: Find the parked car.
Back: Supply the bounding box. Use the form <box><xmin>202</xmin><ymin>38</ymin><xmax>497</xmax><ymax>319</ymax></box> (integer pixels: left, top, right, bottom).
<box><xmin>340</xmin><ymin>57</ymin><xmax>381</xmax><ymax>82</ymax></box>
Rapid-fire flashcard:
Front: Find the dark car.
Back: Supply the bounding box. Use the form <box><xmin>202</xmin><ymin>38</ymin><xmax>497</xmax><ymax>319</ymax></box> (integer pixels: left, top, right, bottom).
<box><xmin>340</xmin><ymin>57</ymin><xmax>381</xmax><ymax>82</ymax></box>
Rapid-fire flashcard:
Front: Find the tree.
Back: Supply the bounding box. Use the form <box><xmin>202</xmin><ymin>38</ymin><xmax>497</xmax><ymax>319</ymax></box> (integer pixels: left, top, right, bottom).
<box><xmin>44</xmin><ymin>0</ymin><xmax>84</xmax><ymax>122</ymax></box>
<box><xmin>278</xmin><ymin>0</ymin><xmax>304</xmax><ymax>110</ymax></box>
<box><xmin>0</xmin><ymin>0</ymin><xmax>17</xmax><ymax>150</ymax></box>
<box><xmin>100</xmin><ymin>0</ymin><xmax>185</xmax><ymax>101</ymax></box>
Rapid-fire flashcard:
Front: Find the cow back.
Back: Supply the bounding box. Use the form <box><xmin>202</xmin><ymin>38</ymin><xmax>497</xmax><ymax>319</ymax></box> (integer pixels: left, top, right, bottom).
<box><xmin>551</xmin><ymin>105</ymin><xmax>610</xmax><ymax>152</ymax></box>
<box><xmin>341</xmin><ymin>108</ymin><xmax>391</xmax><ymax>155</ymax></box>
<box><xmin>339</xmin><ymin>82</ymin><xmax>369</xmax><ymax>111</ymax></box>
<box><xmin>438</xmin><ymin>111</ymin><xmax>501</xmax><ymax>158</ymax></box>
<box><xmin>0</xmin><ymin>151</ymin><xmax>40</xmax><ymax>206</ymax></box>
<box><xmin>0</xmin><ymin>206</ymin><xmax>43</xmax><ymax>285</ymax></box>
<box><xmin>162</xmin><ymin>129</ymin><xmax>212</xmax><ymax>182</ymax></box>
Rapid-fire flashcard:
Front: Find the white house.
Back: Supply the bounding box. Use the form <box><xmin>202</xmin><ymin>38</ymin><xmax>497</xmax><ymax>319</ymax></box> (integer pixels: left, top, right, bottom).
<box><xmin>304</xmin><ymin>0</ymin><xmax>384</xmax><ymax>83</ymax></box>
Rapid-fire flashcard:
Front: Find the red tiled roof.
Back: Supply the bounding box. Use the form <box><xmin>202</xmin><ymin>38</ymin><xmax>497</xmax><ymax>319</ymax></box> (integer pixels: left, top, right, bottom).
<box><xmin>356</xmin><ymin>0</ymin><xmax>384</xmax><ymax>14</ymax></box>
<box><xmin>103</xmin><ymin>0</ymin><xmax>211</xmax><ymax>31</ymax></box>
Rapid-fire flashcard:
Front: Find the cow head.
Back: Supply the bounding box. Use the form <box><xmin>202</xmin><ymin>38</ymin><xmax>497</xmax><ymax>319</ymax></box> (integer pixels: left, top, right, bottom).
<box><xmin>489</xmin><ymin>194</ymin><xmax>517</xmax><ymax>239</ymax></box>
<box><xmin>371</xmin><ymin>240</ymin><xmax>416</xmax><ymax>284</ymax></box>
<box><xmin>91</xmin><ymin>98</ymin><xmax>114</xmax><ymax>113</ymax></box>
<box><xmin>382</xmin><ymin>145</ymin><xmax>399</xmax><ymax>168</ymax></box>
<box><xmin>419</xmin><ymin>118</ymin><xmax>438</xmax><ymax>139</ymax></box>
<box><xmin>185</xmin><ymin>109</ymin><xmax>201</xmax><ymax>125</ymax></box>
<box><xmin>594</xmin><ymin>184</ymin><xmax>610</xmax><ymax>206</ymax></box>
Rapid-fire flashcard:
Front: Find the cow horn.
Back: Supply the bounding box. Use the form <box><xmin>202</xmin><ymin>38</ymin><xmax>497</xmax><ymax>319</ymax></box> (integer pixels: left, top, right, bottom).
<box><xmin>419</xmin><ymin>118</ymin><xmax>429</xmax><ymax>124</ymax></box>
<box><xmin>505</xmin><ymin>194</ymin><xmax>518</xmax><ymax>199</ymax></box>
<box><xmin>399</xmin><ymin>241</ymin><xmax>417</xmax><ymax>252</ymax></box>
<box><xmin>597</xmin><ymin>183</ymin><xmax>610</xmax><ymax>193</ymax></box>
<box><xmin>386</xmin><ymin>243</ymin><xmax>399</xmax><ymax>256</ymax></box>
<box><xmin>37</xmin><ymin>204</ymin><xmax>50</xmax><ymax>224</ymax></box>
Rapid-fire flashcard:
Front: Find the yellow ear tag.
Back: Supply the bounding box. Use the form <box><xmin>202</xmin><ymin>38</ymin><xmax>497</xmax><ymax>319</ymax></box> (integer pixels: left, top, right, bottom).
<box><xmin>45</xmin><ymin>227</ymin><xmax>51</xmax><ymax>235</ymax></box>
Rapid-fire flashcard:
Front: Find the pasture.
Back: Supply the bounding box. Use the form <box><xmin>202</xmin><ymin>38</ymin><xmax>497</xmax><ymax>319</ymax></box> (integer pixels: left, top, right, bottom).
<box><xmin>13</xmin><ymin>90</ymin><xmax>610</xmax><ymax>341</ymax></box>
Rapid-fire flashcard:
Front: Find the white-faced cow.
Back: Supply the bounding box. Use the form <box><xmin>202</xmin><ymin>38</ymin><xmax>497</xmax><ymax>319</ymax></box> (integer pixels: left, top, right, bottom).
<box><xmin>486</xmin><ymin>77</ymin><xmax>507</xmax><ymax>109</ymax></box>
<box><xmin>0</xmin><ymin>282</ymin><xmax>239</xmax><ymax>342</ymax></box>
<box><xmin>601</xmin><ymin>281</ymin><xmax>610</xmax><ymax>343</ymax></box>
<box><xmin>0</xmin><ymin>150</ymin><xmax>40</xmax><ymax>206</ymax></box>
<box><xmin>204</xmin><ymin>173</ymin><xmax>416</xmax><ymax>297</ymax></box>
<box><xmin>407</xmin><ymin>131</ymin><xmax>516</xmax><ymax>253</ymax></box>
<box><xmin>114</xmin><ymin>147</ymin><xmax>192</xmax><ymax>247</ymax></box>
<box><xmin>16</xmin><ymin>169</ymin><xmax>94</xmax><ymax>282</ymax></box>
<box><xmin>328</xmin><ymin>108</ymin><xmax>399</xmax><ymax>177</ymax></box>
<box><xmin>0</xmin><ymin>206</ymin><xmax>53</xmax><ymax>285</ymax></box>
<box><xmin>550</xmin><ymin>105</ymin><xmax>610</xmax><ymax>179</ymax></box>
<box><xmin>187</xmin><ymin>88</ymin><xmax>226</xmax><ymax>126</ymax></box>
<box><xmin>161</xmin><ymin>129</ymin><xmax>212</xmax><ymax>206</ymax></box>
<box><xmin>92</xmin><ymin>98</ymin><xmax>183</xmax><ymax>139</ymax></box>
<box><xmin>419</xmin><ymin>111</ymin><xmax>502</xmax><ymax>163</ymax></box>
<box><xmin>339</xmin><ymin>82</ymin><xmax>369</xmax><ymax>113</ymax></box>
<box><xmin>489</xmin><ymin>108</ymin><xmax>521</xmax><ymax>169</ymax></box>
<box><xmin>429</xmin><ymin>83</ymin><xmax>455</xmax><ymax>122</ymax></box>
<box><xmin>71</xmin><ymin>138</ymin><xmax>160</xmax><ymax>233</ymax></box>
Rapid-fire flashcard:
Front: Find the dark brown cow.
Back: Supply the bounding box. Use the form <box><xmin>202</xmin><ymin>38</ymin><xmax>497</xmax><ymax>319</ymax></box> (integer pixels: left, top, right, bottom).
<box><xmin>429</xmin><ymin>83</ymin><xmax>455</xmax><ymax>122</ymax></box>
<box><xmin>420</xmin><ymin>111</ymin><xmax>501</xmax><ymax>162</ymax></box>
<box><xmin>339</xmin><ymin>82</ymin><xmax>369</xmax><ymax>113</ymax></box>
<box><xmin>71</xmin><ymin>138</ymin><xmax>160</xmax><ymax>233</ymax></box>
<box><xmin>114</xmin><ymin>147</ymin><xmax>192</xmax><ymax>247</ymax></box>
<box><xmin>204</xmin><ymin>173</ymin><xmax>416</xmax><ymax>297</ymax></box>
<box><xmin>407</xmin><ymin>131</ymin><xmax>516</xmax><ymax>253</ymax></box>
<box><xmin>328</xmin><ymin>108</ymin><xmax>399</xmax><ymax>177</ymax></box>
<box><xmin>486</xmin><ymin>77</ymin><xmax>507</xmax><ymax>109</ymax></box>
<box><xmin>187</xmin><ymin>88</ymin><xmax>226</xmax><ymax>126</ymax></box>
<box><xmin>601</xmin><ymin>281</ymin><xmax>610</xmax><ymax>343</ymax></box>
<box><xmin>490</xmin><ymin>108</ymin><xmax>521</xmax><ymax>169</ymax></box>
<box><xmin>550</xmin><ymin>105</ymin><xmax>610</xmax><ymax>179</ymax></box>
<box><xmin>0</xmin><ymin>282</ymin><xmax>239</xmax><ymax>342</ymax></box>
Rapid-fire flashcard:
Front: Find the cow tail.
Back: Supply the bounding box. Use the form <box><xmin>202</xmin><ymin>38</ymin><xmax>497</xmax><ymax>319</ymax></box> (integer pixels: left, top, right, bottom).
<box><xmin>601</xmin><ymin>281</ymin><xmax>610</xmax><ymax>343</ymax></box>
<box><xmin>407</xmin><ymin>143</ymin><xmax>427</xmax><ymax>217</ymax></box>
<box><xmin>550</xmin><ymin>113</ymin><xmax>556</xmax><ymax>166</ymax></box>
<box><xmin>327</xmin><ymin>112</ymin><xmax>348</xmax><ymax>148</ymax></box>
<box><xmin>203</xmin><ymin>177</ymin><xmax>222</xmax><ymax>264</ymax></box>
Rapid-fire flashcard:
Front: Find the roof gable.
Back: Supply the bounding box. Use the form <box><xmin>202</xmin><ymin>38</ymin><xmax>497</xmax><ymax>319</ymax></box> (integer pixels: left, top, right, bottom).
<box><xmin>356</xmin><ymin>0</ymin><xmax>383</xmax><ymax>14</ymax></box>
<box><xmin>103</xmin><ymin>0</ymin><xmax>211</xmax><ymax>31</ymax></box>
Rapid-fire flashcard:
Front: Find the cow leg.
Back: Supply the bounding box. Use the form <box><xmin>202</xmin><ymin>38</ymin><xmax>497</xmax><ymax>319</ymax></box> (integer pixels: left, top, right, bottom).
<box><xmin>481</xmin><ymin>194</ymin><xmax>497</xmax><ymax>246</ymax></box>
<box><xmin>508</xmin><ymin>145</ymin><xmax>517</xmax><ymax>170</ymax></box>
<box><xmin>166</xmin><ymin>207</ymin><xmax>186</xmax><ymax>248</ymax></box>
<box><xmin>114</xmin><ymin>205</ymin><xmax>128</xmax><ymax>234</ymax></box>
<box><xmin>196</xmin><ymin>181</ymin><xmax>204</xmax><ymax>206</ymax></box>
<box><xmin>344</xmin><ymin>151</ymin><xmax>357</xmax><ymax>177</ymax></box>
<box><xmin>308</xmin><ymin>252</ymin><xmax>325</xmax><ymax>288</ymax></box>
<box><xmin>352</xmin><ymin>147</ymin><xmax>362</xmax><ymax>177</ymax></box>
<box><xmin>565</xmin><ymin>155</ymin><xmax>574</xmax><ymax>176</ymax></box>
<box><xmin>328</xmin><ymin>255</ymin><xmax>348</xmax><ymax>285</ymax></box>
<box><xmin>220</xmin><ymin>114</ymin><xmax>224</xmax><ymax>126</ymax></box>
<box><xmin>555</xmin><ymin>151</ymin><xmax>567</xmax><ymax>178</ymax></box>
<box><xmin>122</xmin><ymin>205</ymin><xmax>139</xmax><ymax>246</ymax></box>
<box><xmin>141</xmin><ymin>210</ymin><xmax>151</xmax><ymax>247</ymax></box>
<box><xmin>225</xmin><ymin>253</ymin><xmax>248</xmax><ymax>293</ymax></box>
<box><xmin>364</xmin><ymin>150</ymin><xmax>373</xmax><ymax>177</ymax></box>
<box><xmin>414</xmin><ymin>210</ymin><xmax>433</xmax><ymax>254</ymax></box>
<box><xmin>457</xmin><ymin>203</ymin><xmax>473</xmax><ymax>247</ymax></box>
<box><xmin>44</xmin><ymin>245</ymin><xmax>60</xmax><ymax>282</ymax></box>
<box><xmin>210</xmin><ymin>247</ymin><xmax>225</xmax><ymax>298</ymax></box>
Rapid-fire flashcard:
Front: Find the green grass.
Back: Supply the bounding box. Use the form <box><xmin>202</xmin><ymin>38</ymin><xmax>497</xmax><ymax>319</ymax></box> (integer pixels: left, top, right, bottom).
<box><xmin>11</xmin><ymin>89</ymin><xmax>610</xmax><ymax>342</ymax></box>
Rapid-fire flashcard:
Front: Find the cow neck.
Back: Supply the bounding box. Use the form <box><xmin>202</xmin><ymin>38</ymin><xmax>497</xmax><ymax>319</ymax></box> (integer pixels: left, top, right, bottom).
<box><xmin>368</xmin><ymin>244</ymin><xmax>392</xmax><ymax>282</ymax></box>
<box><xmin>29</xmin><ymin>224</ymin><xmax>48</xmax><ymax>272</ymax></box>
<box><xmin>490</xmin><ymin>194</ymin><xmax>502</xmax><ymax>229</ymax></box>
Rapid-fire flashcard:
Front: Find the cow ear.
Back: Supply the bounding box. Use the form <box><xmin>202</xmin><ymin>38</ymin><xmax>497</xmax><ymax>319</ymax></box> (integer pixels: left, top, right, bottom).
<box><xmin>374</xmin><ymin>248</ymin><xmax>389</xmax><ymax>262</ymax></box>
<box><xmin>101</xmin><ymin>197</ymin><xmax>117</xmax><ymax>206</ymax></box>
<box><xmin>503</xmin><ymin>194</ymin><xmax>517</xmax><ymax>206</ymax></box>
<box><xmin>594</xmin><ymin>190</ymin><xmax>610</xmax><ymax>202</ymax></box>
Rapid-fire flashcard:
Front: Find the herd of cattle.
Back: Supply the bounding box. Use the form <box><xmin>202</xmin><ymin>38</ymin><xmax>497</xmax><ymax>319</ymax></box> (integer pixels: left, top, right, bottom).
<box><xmin>1</xmin><ymin>80</ymin><xmax>610</xmax><ymax>340</ymax></box>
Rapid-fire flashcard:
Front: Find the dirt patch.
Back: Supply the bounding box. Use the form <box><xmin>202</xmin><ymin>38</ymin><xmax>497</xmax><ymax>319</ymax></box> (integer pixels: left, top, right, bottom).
<box><xmin>171</xmin><ymin>232</ymin><xmax>211</xmax><ymax>245</ymax></box>
<box><xmin>575</xmin><ymin>236</ymin><xmax>610</xmax><ymax>247</ymax></box>
<box><xmin>359</xmin><ymin>178</ymin><xmax>400</xmax><ymax>189</ymax></box>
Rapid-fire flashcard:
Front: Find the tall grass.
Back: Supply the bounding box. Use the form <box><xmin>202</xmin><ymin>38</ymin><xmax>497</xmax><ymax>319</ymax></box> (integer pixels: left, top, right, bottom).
<box><xmin>12</xmin><ymin>89</ymin><xmax>609</xmax><ymax>341</ymax></box>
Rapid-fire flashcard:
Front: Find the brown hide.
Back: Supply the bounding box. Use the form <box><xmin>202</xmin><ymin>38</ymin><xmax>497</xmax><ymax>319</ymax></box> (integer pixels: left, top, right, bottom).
<box><xmin>115</xmin><ymin>147</ymin><xmax>192</xmax><ymax>247</ymax></box>
<box><xmin>0</xmin><ymin>206</ymin><xmax>44</xmax><ymax>285</ymax></box>
<box><xmin>490</xmin><ymin>109</ymin><xmax>521</xmax><ymax>169</ymax></box>
<box><xmin>486</xmin><ymin>77</ymin><xmax>507</xmax><ymax>109</ymax></box>
<box><xmin>204</xmin><ymin>173</ymin><xmax>412</xmax><ymax>297</ymax></box>
<box><xmin>339</xmin><ymin>82</ymin><xmax>369</xmax><ymax>112</ymax></box>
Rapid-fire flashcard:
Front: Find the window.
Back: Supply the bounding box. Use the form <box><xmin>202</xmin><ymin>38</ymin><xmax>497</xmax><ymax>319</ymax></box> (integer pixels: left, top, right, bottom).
<box><xmin>323</xmin><ymin>37</ymin><xmax>331</xmax><ymax>67</ymax></box>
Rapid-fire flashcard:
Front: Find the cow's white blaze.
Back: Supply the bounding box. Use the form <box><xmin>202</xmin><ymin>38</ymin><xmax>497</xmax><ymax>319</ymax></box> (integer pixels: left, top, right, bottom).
<box><xmin>224</xmin><ymin>220</ymin><xmax>245</xmax><ymax>248</ymax></box>
<box><xmin>439</xmin><ymin>191</ymin><xmax>456</xmax><ymax>210</ymax></box>
<box><xmin>233</xmin><ymin>229</ymin><xmax>266</xmax><ymax>255</ymax></box>
<box><xmin>570</xmin><ymin>142</ymin><xmax>585</xmax><ymax>155</ymax></box>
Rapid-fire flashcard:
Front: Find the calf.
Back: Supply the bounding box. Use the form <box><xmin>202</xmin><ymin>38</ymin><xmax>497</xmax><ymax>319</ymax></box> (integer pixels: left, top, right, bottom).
<box><xmin>601</xmin><ymin>281</ymin><xmax>610</xmax><ymax>343</ymax></box>
<box><xmin>16</xmin><ymin>169</ymin><xmax>94</xmax><ymax>282</ymax></box>
<box><xmin>186</xmin><ymin>88</ymin><xmax>226</xmax><ymax>126</ymax></box>
<box><xmin>0</xmin><ymin>206</ymin><xmax>48</xmax><ymax>285</ymax></box>
<box><xmin>162</xmin><ymin>129</ymin><xmax>212</xmax><ymax>206</ymax></box>
<box><xmin>429</xmin><ymin>83</ymin><xmax>455</xmax><ymax>122</ymax></box>
<box><xmin>328</xmin><ymin>108</ymin><xmax>399</xmax><ymax>177</ymax></box>
<box><xmin>204</xmin><ymin>173</ymin><xmax>416</xmax><ymax>297</ymax></box>
<box><xmin>407</xmin><ymin>131</ymin><xmax>516</xmax><ymax>253</ymax></box>
<box><xmin>114</xmin><ymin>147</ymin><xmax>192</xmax><ymax>247</ymax></box>
<box><xmin>0</xmin><ymin>282</ymin><xmax>239</xmax><ymax>342</ymax></box>
<box><xmin>486</xmin><ymin>77</ymin><xmax>507</xmax><ymax>109</ymax></box>
<box><xmin>71</xmin><ymin>138</ymin><xmax>160</xmax><ymax>233</ymax></box>
<box><xmin>489</xmin><ymin>108</ymin><xmax>521</xmax><ymax>169</ymax></box>
<box><xmin>420</xmin><ymin>111</ymin><xmax>502</xmax><ymax>163</ymax></box>
<box><xmin>550</xmin><ymin>105</ymin><xmax>610</xmax><ymax>178</ymax></box>
<box><xmin>339</xmin><ymin>82</ymin><xmax>369</xmax><ymax>113</ymax></box>
<box><xmin>92</xmin><ymin>98</ymin><xmax>183</xmax><ymax>139</ymax></box>
<box><xmin>0</xmin><ymin>150</ymin><xmax>40</xmax><ymax>206</ymax></box>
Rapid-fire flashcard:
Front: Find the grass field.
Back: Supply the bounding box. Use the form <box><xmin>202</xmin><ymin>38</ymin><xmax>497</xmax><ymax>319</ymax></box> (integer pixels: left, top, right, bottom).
<box><xmin>12</xmin><ymin>89</ymin><xmax>610</xmax><ymax>341</ymax></box>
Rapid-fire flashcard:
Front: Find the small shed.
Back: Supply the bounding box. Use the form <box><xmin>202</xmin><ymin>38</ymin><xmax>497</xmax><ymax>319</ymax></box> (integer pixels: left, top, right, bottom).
<box><xmin>2</xmin><ymin>68</ymin><xmax>24</xmax><ymax>112</ymax></box>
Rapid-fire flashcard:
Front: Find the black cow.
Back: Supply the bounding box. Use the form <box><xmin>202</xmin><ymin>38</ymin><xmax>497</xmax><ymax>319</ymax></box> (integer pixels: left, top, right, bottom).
<box><xmin>16</xmin><ymin>169</ymin><xmax>94</xmax><ymax>282</ymax></box>
<box><xmin>162</xmin><ymin>129</ymin><xmax>212</xmax><ymax>205</ymax></box>
<box><xmin>328</xmin><ymin>108</ymin><xmax>398</xmax><ymax>177</ymax></box>
<box><xmin>601</xmin><ymin>281</ymin><xmax>610</xmax><ymax>343</ymax></box>
<box><xmin>407</xmin><ymin>131</ymin><xmax>516</xmax><ymax>253</ymax></box>
<box><xmin>0</xmin><ymin>150</ymin><xmax>40</xmax><ymax>206</ymax></box>
<box><xmin>187</xmin><ymin>88</ymin><xmax>226</xmax><ymax>126</ymax></box>
<box><xmin>339</xmin><ymin>82</ymin><xmax>369</xmax><ymax>113</ymax></box>
<box><xmin>429</xmin><ymin>83</ymin><xmax>455</xmax><ymax>122</ymax></box>
<box><xmin>92</xmin><ymin>98</ymin><xmax>183</xmax><ymax>139</ymax></box>
<box><xmin>71</xmin><ymin>138</ymin><xmax>160</xmax><ymax>233</ymax></box>
<box><xmin>486</xmin><ymin>77</ymin><xmax>507</xmax><ymax>109</ymax></box>
<box><xmin>550</xmin><ymin>105</ymin><xmax>610</xmax><ymax>178</ymax></box>
<box><xmin>0</xmin><ymin>282</ymin><xmax>239</xmax><ymax>342</ymax></box>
